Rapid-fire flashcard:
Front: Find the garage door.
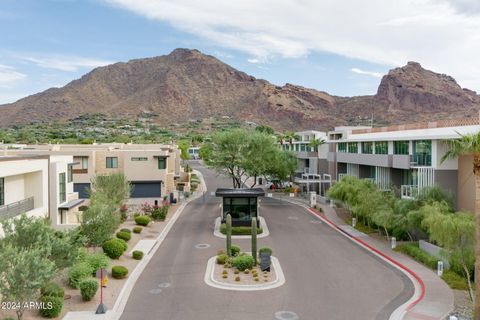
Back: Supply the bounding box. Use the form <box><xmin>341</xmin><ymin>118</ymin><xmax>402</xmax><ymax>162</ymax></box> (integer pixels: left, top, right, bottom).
<box><xmin>131</xmin><ymin>182</ymin><xmax>162</xmax><ymax>198</ymax></box>
<box><xmin>74</xmin><ymin>183</ymin><xmax>91</xmax><ymax>199</ymax></box>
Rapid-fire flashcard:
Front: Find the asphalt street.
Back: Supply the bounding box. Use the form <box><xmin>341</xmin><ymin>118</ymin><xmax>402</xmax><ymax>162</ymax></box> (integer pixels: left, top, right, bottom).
<box><xmin>120</xmin><ymin>161</ymin><xmax>413</xmax><ymax>320</ymax></box>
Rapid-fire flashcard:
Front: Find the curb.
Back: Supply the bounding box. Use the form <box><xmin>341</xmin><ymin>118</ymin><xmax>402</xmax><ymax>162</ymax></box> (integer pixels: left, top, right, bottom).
<box><xmin>271</xmin><ymin>196</ymin><xmax>425</xmax><ymax>320</ymax></box>
<box><xmin>204</xmin><ymin>256</ymin><xmax>285</xmax><ymax>291</ymax></box>
<box><xmin>213</xmin><ymin>216</ymin><xmax>270</xmax><ymax>239</ymax></box>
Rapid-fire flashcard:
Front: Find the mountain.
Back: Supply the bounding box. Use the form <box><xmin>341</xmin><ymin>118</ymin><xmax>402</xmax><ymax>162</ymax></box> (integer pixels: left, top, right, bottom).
<box><xmin>1</xmin><ymin>49</ymin><xmax>479</xmax><ymax>130</ymax></box>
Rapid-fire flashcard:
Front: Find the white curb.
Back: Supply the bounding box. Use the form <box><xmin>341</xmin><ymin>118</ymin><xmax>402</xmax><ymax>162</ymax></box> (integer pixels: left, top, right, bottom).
<box><xmin>213</xmin><ymin>216</ymin><xmax>270</xmax><ymax>239</ymax></box>
<box><xmin>204</xmin><ymin>256</ymin><xmax>285</xmax><ymax>291</ymax></box>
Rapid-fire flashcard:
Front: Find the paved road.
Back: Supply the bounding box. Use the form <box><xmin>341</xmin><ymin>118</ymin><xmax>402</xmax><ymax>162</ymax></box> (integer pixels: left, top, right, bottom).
<box><xmin>120</xmin><ymin>162</ymin><xmax>413</xmax><ymax>320</ymax></box>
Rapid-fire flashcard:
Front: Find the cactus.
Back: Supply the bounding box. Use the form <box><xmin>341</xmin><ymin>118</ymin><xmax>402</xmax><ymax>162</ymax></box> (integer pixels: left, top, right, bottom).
<box><xmin>226</xmin><ymin>214</ymin><xmax>232</xmax><ymax>256</ymax></box>
<box><xmin>251</xmin><ymin>217</ymin><xmax>257</xmax><ymax>264</ymax></box>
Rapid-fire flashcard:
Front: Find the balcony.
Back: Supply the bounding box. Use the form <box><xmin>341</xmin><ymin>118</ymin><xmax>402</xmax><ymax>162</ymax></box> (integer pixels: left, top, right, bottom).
<box><xmin>0</xmin><ymin>197</ymin><xmax>34</xmax><ymax>220</ymax></box>
<box><xmin>410</xmin><ymin>154</ymin><xmax>431</xmax><ymax>167</ymax></box>
<box><xmin>72</xmin><ymin>168</ymin><xmax>88</xmax><ymax>174</ymax></box>
<box><xmin>392</xmin><ymin>155</ymin><xmax>411</xmax><ymax>169</ymax></box>
<box><xmin>295</xmin><ymin>151</ymin><xmax>318</xmax><ymax>159</ymax></box>
<box><xmin>401</xmin><ymin>185</ymin><xmax>418</xmax><ymax>199</ymax></box>
<box><xmin>336</xmin><ymin>153</ymin><xmax>391</xmax><ymax>167</ymax></box>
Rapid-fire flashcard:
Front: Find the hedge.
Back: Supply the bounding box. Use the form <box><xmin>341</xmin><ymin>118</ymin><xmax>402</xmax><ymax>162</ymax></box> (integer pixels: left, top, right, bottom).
<box><xmin>112</xmin><ymin>266</ymin><xmax>129</xmax><ymax>279</ymax></box>
<box><xmin>132</xmin><ymin>250</ymin><xmax>144</xmax><ymax>260</ymax></box>
<box><xmin>232</xmin><ymin>255</ymin><xmax>255</xmax><ymax>271</ymax></box>
<box><xmin>135</xmin><ymin>215</ymin><xmax>151</xmax><ymax>226</ymax></box>
<box><xmin>394</xmin><ymin>243</ymin><xmax>439</xmax><ymax>270</ymax></box>
<box><xmin>116</xmin><ymin>231</ymin><xmax>132</xmax><ymax>242</ymax></box>
<box><xmin>102</xmin><ymin>239</ymin><xmax>127</xmax><ymax>259</ymax></box>
<box><xmin>220</xmin><ymin>224</ymin><xmax>263</xmax><ymax>235</ymax></box>
<box><xmin>79</xmin><ymin>278</ymin><xmax>99</xmax><ymax>301</ymax></box>
<box><xmin>133</xmin><ymin>226</ymin><xmax>142</xmax><ymax>234</ymax></box>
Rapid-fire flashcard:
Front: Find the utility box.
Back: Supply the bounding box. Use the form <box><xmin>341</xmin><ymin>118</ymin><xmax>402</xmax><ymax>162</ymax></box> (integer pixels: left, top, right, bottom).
<box><xmin>310</xmin><ymin>192</ymin><xmax>317</xmax><ymax>207</ymax></box>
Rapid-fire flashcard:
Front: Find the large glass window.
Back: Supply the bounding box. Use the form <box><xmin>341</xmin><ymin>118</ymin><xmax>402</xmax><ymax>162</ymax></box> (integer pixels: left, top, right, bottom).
<box><xmin>375</xmin><ymin>141</ymin><xmax>388</xmax><ymax>154</ymax></box>
<box><xmin>300</xmin><ymin>144</ymin><xmax>306</xmax><ymax>152</ymax></box>
<box><xmin>158</xmin><ymin>157</ymin><xmax>166</xmax><ymax>170</ymax></box>
<box><xmin>413</xmin><ymin>140</ymin><xmax>432</xmax><ymax>166</ymax></box>
<box><xmin>362</xmin><ymin>142</ymin><xmax>373</xmax><ymax>154</ymax></box>
<box><xmin>67</xmin><ymin>164</ymin><xmax>73</xmax><ymax>183</ymax></box>
<box><xmin>338</xmin><ymin>142</ymin><xmax>347</xmax><ymax>153</ymax></box>
<box><xmin>59</xmin><ymin>173</ymin><xmax>66</xmax><ymax>203</ymax></box>
<box><xmin>0</xmin><ymin>177</ymin><xmax>4</xmax><ymax>206</ymax></box>
<box><xmin>106</xmin><ymin>157</ymin><xmax>118</xmax><ymax>168</ymax></box>
<box><xmin>394</xmin><ymin>141</ymin><xmax>409</xmax><ymax>155</ymax></box>
<box><xmin>347</xmin><ymin>142</ymin><xmax>358</xmax><ymax>153</ymax></box>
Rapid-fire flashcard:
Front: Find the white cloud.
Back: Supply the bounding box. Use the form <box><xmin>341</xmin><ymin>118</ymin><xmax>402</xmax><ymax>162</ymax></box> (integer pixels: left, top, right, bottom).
<box><xmin>104</xmin><ymin>0</ymin><xmax>480</xmax><ymax>91</ymax></box>
<box><xmin>24</xmin><ymin>56</ymin><xmax>113</xmax><ymax>72</ymax></box>
<box><xmin>351</xmin><ymin>68</ymin><xmax>383</xmax><ymax>78</ymax></box>
<box><xmin>0</xmin><ymin>64</ymin><xmax>27</xmax><ymax>86</ymax></box>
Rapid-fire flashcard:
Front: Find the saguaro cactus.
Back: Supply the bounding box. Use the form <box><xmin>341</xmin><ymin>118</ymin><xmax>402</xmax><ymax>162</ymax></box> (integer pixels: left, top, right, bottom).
<box><xmin>251</xmin><ymin>217</ymin><xmax>257</xmax><ymax>264</ymax></box>
<box><xmin>226</xmin><ymin>214</ymin><xmax>232</xmax><ymax>256</ymax></box>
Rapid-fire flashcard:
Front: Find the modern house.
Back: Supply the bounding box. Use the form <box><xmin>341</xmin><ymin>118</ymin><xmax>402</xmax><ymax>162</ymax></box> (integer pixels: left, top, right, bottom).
<box><xmin>4</xmin><ymin>143</ymin><xmax>182</xmax><ymax>204</ymax></box>
<box><xmin>326</xmin><ymin>118</ymin><xmax>480</xmax><ymax>212</ymax></box>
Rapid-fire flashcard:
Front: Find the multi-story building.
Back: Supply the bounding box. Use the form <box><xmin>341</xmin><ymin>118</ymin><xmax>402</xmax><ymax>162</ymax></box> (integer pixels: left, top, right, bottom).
<box><xmin>326</xmin><ymin>118</ymin><xmax>480</xmax><ymax>212</ymax></box>
<box><xmin>0</xmin><ymin>154</ymin><xmax>81</xmax><ymax>234</ymax></box>
<box><xmin>5</xmin><ymin>143</ymin><xmax>181</xmax><ymax>204</ymax></box>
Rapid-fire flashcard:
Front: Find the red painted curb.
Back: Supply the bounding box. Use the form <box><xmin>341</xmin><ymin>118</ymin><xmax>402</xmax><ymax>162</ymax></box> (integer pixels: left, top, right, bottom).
<box><xmin>308</xmin><ymin>208</ymin><xmax>426</xmax><ymax>311</ymax></box>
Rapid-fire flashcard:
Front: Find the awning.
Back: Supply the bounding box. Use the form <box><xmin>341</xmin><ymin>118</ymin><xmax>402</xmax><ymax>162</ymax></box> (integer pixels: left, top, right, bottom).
<box><xmin>58</xmin><ymin>199</ymin><xmax>85</xmax><ymax>210</ymax></box>
<box><xmin>215</xmin><ymin>188</ymin><xmax>265</xmax><ymax>197</ymax></box>
<box><xmin>153</xmin><ymin>155</ymin><xmax>169</xmax><ymax>158</ymax></box>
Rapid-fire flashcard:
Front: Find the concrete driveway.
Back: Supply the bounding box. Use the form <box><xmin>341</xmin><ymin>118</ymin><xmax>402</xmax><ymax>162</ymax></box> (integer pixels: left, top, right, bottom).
<box><xmin>120</xmin><ymin>162</ymin><xmax>413</xmax><ymax>320</ymax></box>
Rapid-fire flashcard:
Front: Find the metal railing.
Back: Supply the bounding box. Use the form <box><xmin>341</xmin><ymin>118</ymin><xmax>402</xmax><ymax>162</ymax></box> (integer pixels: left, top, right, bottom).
<box><xmin>0</xmin><ymin>197</ymin><xmax>35</xmax><ymax>220</ymax></box>
<box><xmin>401</xmin><ymin>185</ymin><xmax>418</xmax><ymax>199</ymax></box>
<box><xmin>410</xmin><ymin>154</ymin><xmax>432</xmax><ymax>167</ymax></box>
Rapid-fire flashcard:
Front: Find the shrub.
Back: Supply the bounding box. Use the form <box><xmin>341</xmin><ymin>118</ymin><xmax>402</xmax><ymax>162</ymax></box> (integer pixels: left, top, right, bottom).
<box><xmin>135</xmin><ymin>215</ymin><xmax>151</xmax><ymax>226</ymax></box>
<box><xmin>233</xmin><ymin>255</ymin><xmax>255</xmax><ymax>271</ymax></box>
<box><xmin>133</xmin><ymin>213</ymin><xmax>140</xmax><ymax>218</ymax></box>
<box><xmin>222</xmin><ymin>270</ymin><xmax>228</xmax><ymax>275</ymax></box>
<box><xmin>39</xmin><ymin>295</ymin><xmax>63</xmax><ymax>318</ymax></box>
<box><xmin>132</xmin><ymin>250</ymin><xmax>144</xmax><ymax>260</ymax></box>
<box><xmin>231</xmin><ymin>245</ymin><xmax>241</xmax><ymax>257</ymax></box>
<box><xmin>254</xmin><ymin>278</ymin><xmax>259</xmax><ymax>282</ymax></box>
<box><xmin>79</xmin><ymin>278</ymin><xmax>99</xmax><ymax>301</ymax></box>
<box><xmin>219</xmin><ymin>224</ymin><xmax>263</xmax><ymax>235</ymax></box>
<box><xmin>217</xmin><ymin>249</ymin><xmax>226</xmax><ymax>255</ymax></box>
<box><xmin>68</xmin><ymin>262</ymin><xmax>94</xmax><ymax>289</ymax></box>
<box><xmin>259</xmin><ymin>247</ymin><xmax>273</xmax><ymax>256</ymax></box>
<box><xmin>41</xmin><ymin>282</ymin><xmax>64</xmax><ymax>298</ymax></box>
<box><xmin>234</xmin><ymin>269</ymin><xmax>239</xmax><ymax>274</ymax></box>
<box><xmin>102</xmin><ymin>239</ymin><xmax>127</xmax><ymax>259</ymax></box>
<box><xmin>441</xmin><ymin>270</ymin><xmax>469</xmax><ymax>290</ymax></box>
<box><xmin>120</xmin><ymin>228</ymin><xmax>131</xmax><ymax>233</ymax></box>
<box><xmin>133</xmin><ymin>226</ymin><xmax>142</xmax><ymax>234</ymax></box>
<box><xmin>393</xmin><ymin>243</ymin><xmax>439</xmax><ymax>269</ymax></box>
<box><xmin>184</xmin><ymin>191</ymin><xmax>191</xmax><ymax>198</ymax></box>
<box><xmin>116</xmin><ymin>231</ymin><xmax>132</xmax><ymax>242</ymax></box>
<box><xmin>216</xmin><ymin>254</ymin><xmax>228</xmax><ymax>265</ymax></box>
<box><xmin>85</xmin><ymin>252</ymin><xmax>111</xmax><ymax>274</ymax></box>
<box><xmin>118</xmin><ymin>238</ymin><xmax>128</xmax><ymax>251</ymax></box>
<box><xmin>235</xmin><ymin>276</ymin><xmax>240</xmax><ymax>281</ymax></box>
<box><xmin>222</xmin><ymin>274</ymin><xmax>228</xmax><ymax>279</ymax></box>
<box><xmin>120</xmin><ymin>211</ymin><xmax>127</xmax><ymax>222</ymax></box>
<box><xmin>244</xmin><ymin>269</ymin><xmax>250</xmax><ymax>274</ymax></box>
<box><xmin>112</xmin><ymin>266</ymin><xmax>128</xmax><ymax>279</ymax></box>
<box><xmin>151</xmin><ymin>206</ymin><xmax>168</xmax><ymax>221</ymax></box>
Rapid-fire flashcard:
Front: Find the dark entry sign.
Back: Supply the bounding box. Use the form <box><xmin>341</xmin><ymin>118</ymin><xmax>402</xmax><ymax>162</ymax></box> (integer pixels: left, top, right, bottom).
<box><xmin>260</xmin><ymin>252</ymin><xmax>271</xmax><ymax>272</ymax></box>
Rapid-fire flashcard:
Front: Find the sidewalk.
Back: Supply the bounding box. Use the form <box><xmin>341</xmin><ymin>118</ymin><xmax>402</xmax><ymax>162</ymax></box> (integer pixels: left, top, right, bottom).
<box><xmin>270</xmin><ymin>193</ymin><xmax>454</xmax><ymax>320</ymax></box>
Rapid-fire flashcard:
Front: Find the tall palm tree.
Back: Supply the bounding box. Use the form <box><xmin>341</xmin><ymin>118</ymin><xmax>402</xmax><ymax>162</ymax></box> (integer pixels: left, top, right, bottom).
<box><xmin>441</xmin><ymin>132</ymin><xmax>480</xmax><ymax>318</ymax></box>
<box><xmin>284</xmin><ymin>131</ymin><xmax>300</xmax><ymax>151</ymax></box>
<box><xmin>309</xmin><ymin>137</ymin><xmax>325</xmax><ymax>152</ymax></box>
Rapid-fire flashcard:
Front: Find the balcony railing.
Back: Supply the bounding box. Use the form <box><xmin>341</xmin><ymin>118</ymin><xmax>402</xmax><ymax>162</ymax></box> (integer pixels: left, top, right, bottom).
<box><xmin>401</xmin><ymin>185</ymin><xmax>418</xmax><ymax>199</ymax></box>
<box><xmin>0</xmin><ymin>197</ymin><xmax>35</xmax><ymax>220</ymax></box>
<box><xmin>410</xmin><ymin>154</ymin><xmax>432</xmax><ymax>167</ymax></box>
<box><xmin>72</xmin><ymin>168</ymin><xmax>88</xmax><ymax>174</ymax></box>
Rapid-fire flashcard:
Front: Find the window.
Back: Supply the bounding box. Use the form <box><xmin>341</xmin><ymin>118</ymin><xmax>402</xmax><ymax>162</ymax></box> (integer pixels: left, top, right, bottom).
<box><xmin>131</xmin><ymin>157</ymin><xmax>148</xmax><ymax>161</ymax></box>
<box><xmin>300</xmin><ymin>144</ymin><xmax>306</xmax><ymax>152</ymax></box>
<box><xmin>347</xmin><ymin>142</ymin><xmax>358</xmax><ymax>153</ymax></box>
<box><xmin>67</xmin><ymin>164</ymin><xmax>73</xmax><ymax>182</ymax></box>
<box><xmin>375</xmin><ymin>141</ymin><xmax>388</xmax><ymax>154</ymax></box>
<box><xmin>394</xmin><ymin>141</ymin><xmax>409</xmax><ymax>155</ymax></box>
<box><xmin>59</xmin><ymin>173</ymin><xmax>66</xmax><ymax>203</ymax></box>
<box><xmin>338</xmin><ymin>142</ymin><xmax>347</xmax><ymax>153</ymax></box>
<box><xmin>158</xmin><ymin>157</ymin><xmax>166</xmax><ymax>170</ymax></box>
<box><xmin>81</xmin><ymin>157</ymin><xmax>88</xmax><ymax>169</ymax></box>
<box><xmin>413</xmin><ymin>140</ymin><xmax>432</xmax><ymax>166</ymax></box>
<box><xmin>362</xmin><ymin>142</ymin><xmax>373</xmax><ymax>154</ymax></box>
<box><xmin>0</xmin><ymin>177</ymin><xmax>4</xmax><ymax>206</ymax></box>
<box><xmin>106</xmin><ymin>157</ymin><xmax>118</xmax><ymax>168</ymax></box>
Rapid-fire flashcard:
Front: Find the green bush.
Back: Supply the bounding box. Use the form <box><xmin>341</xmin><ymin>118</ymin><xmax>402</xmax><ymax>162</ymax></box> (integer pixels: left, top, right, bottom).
<box><xmin>102</xmin><ymin>239</ymin><xmax>127</xmax><ymax>259</ymax></box>
<box><xmin>259</xmin><ymin>247</ymin><xmax>273</xmax><ymax>256</ymax></box>
<box><xmin>133</xmin><ymin>213</ymin><xmax>140</xmax><ymax>218</ymax></box>
<box><xmin>118</xmin><ymin>238</ymin><xmax>128</xmax><ymax>251</ymax></box>
<box><xmin>151</xmin><ymin>206</ymin><xmax>168</xmax><ymax>220</ymax></box>
<box><xmin>85</xmin><ymin>252</ymin><xmax>111</xmax><ymax>274</ymax></box>
<box><xmin>120</xmin><ymin>228</ymin><xmax>131</xmax><ymax>233</ymax></box>
<box><xmin>232</xmin><ymin>255</ymin><xmax>255</xmax><ymax>271</ymax></box>
<box><xmin>394</xmin><ymin>243</ymin><xmax>439</xmax><ymax>269</ymax></box>
<box><xmin>39</xmin><ymin>295</ymin><xmax>63</xmax><ymax>318</ymax></box>
<box><xmin>116</xmin><ymin>231</ymin><xmax>132</xmax><ymax>242</ymax></box>
<box><xmin>132</xmin><ymin>250</ymin><xmax>144</xmax><ymax>260</ymax></box>
<box><xmin>231</xmin><ymin>245</ymin><xmax>241</xmax><ymax>257</ymax></box>
<box><xmin>41</xmin><ymin>282</ymin><xmax>64</xmax><ymax>298</ymax></box>
<box><xmin>79</xmin><ymin>278</ymin><xmax>99</xmax><ymax>301</ymax></box>
<box><xmin>133</xmin><ymin>226</ymin><xmax>142</xmax><ymax>234</ymax></box>
<box><xmin>216</xmin><ymin>254</ymin><xmax>228</xmax><ymax>265</ymax></box>
<box><xmin>441</xmin><ymin>270</ymin><xmax>469</xmax><ymax>290</ymax></box>
<box><xmin>112</xmin><ymin>265</ymin><xmax>128</xmax><ymax>279</ymax></box>
<box><xmin>68</xmin><ymin>262</ymin><xmax>94</xmax><ymax>289</ymax></box>
<box><xmin>135</xmin><ymin>215</ymin><xmax>151</xmax><ymax>226</ymax></box>
<box><xmin>220</xmin><ymin>224</ymin><xmax>263</xmax><ymax>235</ymax></box>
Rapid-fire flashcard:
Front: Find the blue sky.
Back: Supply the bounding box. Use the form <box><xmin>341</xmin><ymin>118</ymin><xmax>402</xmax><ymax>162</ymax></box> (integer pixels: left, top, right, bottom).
<box><xmin>1</xmin><ymin>0</ymin><xmax>479</xmax><ymax>104</ymax></box>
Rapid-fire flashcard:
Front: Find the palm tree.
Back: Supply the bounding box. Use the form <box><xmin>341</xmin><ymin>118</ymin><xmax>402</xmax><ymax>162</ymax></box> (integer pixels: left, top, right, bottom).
<box><xmin>309</xmin><ymin>137</ymin><xmax>325</xmax><ymax>152</ymax></box>
<box><xmin>441</xmin><ymin>132</ymin><xmax>480</xmax><ymax>318</ymax></box>
<box><xmin>284</xmin><ymin>131</ymin><xmax>300</xmax><ymax>151</ymax></box>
